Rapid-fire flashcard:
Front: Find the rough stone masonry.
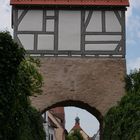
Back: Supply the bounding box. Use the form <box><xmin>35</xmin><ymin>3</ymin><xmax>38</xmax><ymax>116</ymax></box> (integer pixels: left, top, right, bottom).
<box><xmin>31</xmin><ymin>57</ymin><xmax>126</xmax><ymax>117</ymax></box>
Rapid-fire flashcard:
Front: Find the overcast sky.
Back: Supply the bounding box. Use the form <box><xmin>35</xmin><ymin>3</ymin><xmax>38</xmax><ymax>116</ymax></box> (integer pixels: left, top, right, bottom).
<box><xmin>0</xmin><ymin>0</ymin><xmax>140</xmax><ymax>137</ymax></box>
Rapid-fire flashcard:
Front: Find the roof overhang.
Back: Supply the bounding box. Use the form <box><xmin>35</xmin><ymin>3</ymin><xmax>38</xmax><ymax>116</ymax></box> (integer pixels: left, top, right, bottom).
<box><xmin>10</xmin><ymin>0</ymin><xmax>129</xmax><ymax>7</ymax></box>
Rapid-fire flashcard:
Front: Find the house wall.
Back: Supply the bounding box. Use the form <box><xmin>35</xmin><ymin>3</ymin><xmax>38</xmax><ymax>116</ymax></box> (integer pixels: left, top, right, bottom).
<box><xmin>48</xmin><ymin>111</ymin><xmax>65</xmax><ymax>140</ymax></box>
<box><xmin>48</xmin><ymin>126</ymin><xmax>56</xmax><ymax>140</ymax></box>
<box><xmin>80</xmin><ymin>130</ymin><xmax>90</xmax><ymax>140</ymax></box>
<box><xmin>42</xmin><ymin>112</ymin><xmax>50</xmax><ymax>140</ymax></box>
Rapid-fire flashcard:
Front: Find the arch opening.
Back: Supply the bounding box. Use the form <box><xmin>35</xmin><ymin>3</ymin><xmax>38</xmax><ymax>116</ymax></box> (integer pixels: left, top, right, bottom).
<box><xmin>41</xmin><ymin>100</ymin><xmax>103</xmax><ymax>140</ymax></box>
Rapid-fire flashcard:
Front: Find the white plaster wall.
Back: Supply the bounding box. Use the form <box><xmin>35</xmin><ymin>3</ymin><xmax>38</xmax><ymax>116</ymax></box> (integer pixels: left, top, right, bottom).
<box><xmin>105</xmin><ymin>11</ymin><xmax>121</xmax><ymax>32</ymax></box>
<box><xmin>46</xmin><ymin>10</ymin><xmax>55</xmax><ymax>16</ymax></box>
<box><xmin>86</xmin><ymin>11</ymin><xmax>102</xmax><ymax>32</ymax></box>
<box><xmin>80</xmin><ymin>130</ymin><xmax>89</xmax><ymax>140</ymax></box>
<box><xmin>58</xmin><ymin>10</ymin><xmax>81</xmax><ymax>50</ymax></box>
<box><xmin>38</xmin><ymin>35</ymin><xmax>54</xmax><ymax>50</ymax></box>
<box><xmin>85</xmin><ymin>11</ymin><xmax>89</xmax><ymax>21</ymax></box>
<box><xmin>18</xmin><ymin>34</ymin><xmax>34</xmax><ymax>50</ymax></box>
<box><xmin>48</xmin><ymin>127</ymin><xmax>56</xmax><ymax>140</ymax></box>
<box><xmin>18</xmin><ymin>10</ymin><xmax>43</xmax><ymax>31</ymax></box>
<box><xmin>42</xmin><ymin>112</ymin><xmax>50</xmax><ymax>140</ymax></box>
<box><xmin>18</xmin><ymin>10</ymin><xmax>23</xmax><ymax>18</ymax></box>
<box><xmin>85</xmin><ymin>44</ymin><xmax>117</xmax><ymax>51</ymax></box>
<box><xmin>85</xmin><ymin>35</ymin><xmax>121</xmax><ymax>41</ymax></box>
<box><xmin>17</xmin><ymin>9</ymin><xmax>123</xmax><ymax>53</ymax></box>
<box><xmin>118</xmin><ymin>11</ymin><xmax>122</xmax><ymax>17</ymax></box>
<box><xmin>46</xmin><ymin>20</ymin><xmax>54</xmax><ymax>32</ymax></box>
<box><xmin>42</xmin><ymin>112</ymin><xmax>56</xmax><ymax>140</ymax></box>
<box><xmin>48</xmin><ymin>111</ymin><xmax>64</xmax><ymax>140</ymax></box>
<box><xmin>43</xmin><ymin>123</ymin><xmax>49</xmax><ymax>140</ymax></box>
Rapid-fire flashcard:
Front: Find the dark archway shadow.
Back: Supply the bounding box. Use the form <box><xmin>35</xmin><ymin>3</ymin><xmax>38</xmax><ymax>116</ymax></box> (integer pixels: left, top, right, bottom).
<box><xmin>41</xmin><ymin>100</ymin><xmax>103</xmax><ymax>140</ymax></box>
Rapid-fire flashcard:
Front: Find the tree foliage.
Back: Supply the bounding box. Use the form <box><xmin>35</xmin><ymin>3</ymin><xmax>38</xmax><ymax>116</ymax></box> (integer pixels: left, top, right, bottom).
<box><xmin>125</xmin><ymin>69</ymin><xmax>140</xmax><ymax>94</ymax></box>
<box><xmin>66</xmin><ymin>130</ymin><xmax>84</xmax><ymax>140</ymax></box>
<box><xmin>103</xmin><ymin>69</ymin><xmax>140</xmax><ymax>140</ymax></box>
<box><xmin>0</xmin><ymin>32</ymin><xmax>45</xmax><ymax>140</ymax></box>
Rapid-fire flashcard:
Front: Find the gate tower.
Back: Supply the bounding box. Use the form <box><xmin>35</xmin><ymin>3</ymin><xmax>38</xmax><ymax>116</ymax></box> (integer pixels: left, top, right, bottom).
<box><xmin>10</xmin><ymin>0</ymin><xmax>129</xmax><ymax>139</ymax></box>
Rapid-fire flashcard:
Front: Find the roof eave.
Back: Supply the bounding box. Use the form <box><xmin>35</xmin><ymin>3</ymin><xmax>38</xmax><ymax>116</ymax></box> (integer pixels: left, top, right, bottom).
<box><xmin>10</xmin><ymin>2</ymin><xmax>129</xmax><ymax>7</ymax></box>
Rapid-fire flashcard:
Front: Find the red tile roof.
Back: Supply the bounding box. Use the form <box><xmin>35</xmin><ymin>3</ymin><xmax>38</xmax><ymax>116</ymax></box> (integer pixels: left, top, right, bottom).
<box><xmin>50</xmin><ymin>107</ymin><xmax>65</xmax><ymax>127</ymax></box>
<box><xmin>10</xmin><ymin>0</ymin><xmax>129</xmax><ymax>6</ymax></box>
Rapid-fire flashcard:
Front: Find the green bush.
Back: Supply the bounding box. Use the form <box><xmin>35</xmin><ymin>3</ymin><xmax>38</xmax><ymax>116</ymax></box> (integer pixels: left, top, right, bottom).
<box><xmin>0</xmin><ymin>32</ymin><xmax>45</xmax><ymax>140</ymax></box>
<box><xmin>103</xmin><ymin>70</ymin><xmax>140</xmax><ymax>140</ymax></box>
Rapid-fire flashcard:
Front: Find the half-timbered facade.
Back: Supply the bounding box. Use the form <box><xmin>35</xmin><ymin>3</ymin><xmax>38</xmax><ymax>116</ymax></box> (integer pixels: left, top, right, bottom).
<box><xmin>11</xmin><ymin>0</ymin><xmax>129</xmax><ymax>57</ymax></box>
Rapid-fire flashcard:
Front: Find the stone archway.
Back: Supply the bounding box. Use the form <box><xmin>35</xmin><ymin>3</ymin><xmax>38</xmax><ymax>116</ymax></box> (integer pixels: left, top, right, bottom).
<box><xmin>45</xmin><ymin>100</ymin><xmax>102</xmax><ymax>123</ymax></box>
<box><xmin>31</xmin><ymin>57</ymin><xmax>126</xmax><ymax>116</ymax></box>
<box><xmin>44</xmin><ymin>100</ymin><xmax>103</xmax><ymax>140</ymax></box>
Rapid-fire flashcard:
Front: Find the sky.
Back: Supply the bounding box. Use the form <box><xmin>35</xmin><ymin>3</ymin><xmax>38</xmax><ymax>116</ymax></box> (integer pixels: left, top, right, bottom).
<box><xmin>126</xmin><ymin>0</ymin><xmax>140</xmax><ymax>71</ymax></box>
<box><xmin>0</xmin><ymin>0</ymin><xmax>140</xmax><ymax>137</ymax></box>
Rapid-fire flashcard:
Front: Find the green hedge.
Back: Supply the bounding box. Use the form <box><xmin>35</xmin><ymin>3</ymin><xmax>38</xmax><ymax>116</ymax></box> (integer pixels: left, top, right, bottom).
<box><xmin>0</xmin><ymin>32</ymin><xmax>45</xmax><ymax>140</ymax></box>
<box><xmin>103</xmin><ymin>70</ymin><xmax>140</xmax><ymax>140</ymax></box>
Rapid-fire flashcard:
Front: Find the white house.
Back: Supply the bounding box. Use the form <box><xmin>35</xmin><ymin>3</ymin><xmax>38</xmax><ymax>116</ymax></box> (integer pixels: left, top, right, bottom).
<box><xmin>42</xmin><ymin>107</ymin><xmax>65</xmax><ymax>140</ymax></box>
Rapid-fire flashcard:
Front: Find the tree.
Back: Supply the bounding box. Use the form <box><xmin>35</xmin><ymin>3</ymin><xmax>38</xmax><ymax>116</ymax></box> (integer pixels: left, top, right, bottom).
<box><xmin>103</xmin><ymin>69</ymin><xmax>140</xmax><ymax>140</ymax></box>
<box><xmin>0</xmin><ymin>32</ymin><xmax>45</xmax><ymax>140</ymax></box>
<box><xmin>125</xmin><ymin>69</ymin><xmax>140</xmax><ymax>94</ymax></box>
<box><xmin>66</xmin><ymin>130</ymin><xmax>84</xmax><ymax>140</ymax></box>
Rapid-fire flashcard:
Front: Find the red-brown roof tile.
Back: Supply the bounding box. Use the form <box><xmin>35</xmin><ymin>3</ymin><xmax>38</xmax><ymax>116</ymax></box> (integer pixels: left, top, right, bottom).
<box><xmin>10</xmin><ymin>0</ymin><xmax>129</xmax><ymax>6</ymax></box>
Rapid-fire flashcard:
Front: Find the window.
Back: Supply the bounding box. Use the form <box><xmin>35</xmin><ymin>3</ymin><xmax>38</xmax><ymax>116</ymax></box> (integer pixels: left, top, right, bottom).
<box><xmin>51</xmin><ymin>134</ymin><xmax>53</xmax><ymax>140</ymax></box>
<box><xmin>49</xmin><ymin>134</ymin><xmax>50</xmax><ymax>140</ymax></box>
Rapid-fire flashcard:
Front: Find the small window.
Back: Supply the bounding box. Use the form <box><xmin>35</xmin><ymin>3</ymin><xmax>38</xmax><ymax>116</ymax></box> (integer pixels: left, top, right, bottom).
<box><xmin>49</xmin><ymin>134</ymin><xmax>51</xmax><ymax>140</ymax></box>
<box><xmin>51</xmin><ymin>134</ymin><xmax>53</xmax><ymax>140</ymax></box>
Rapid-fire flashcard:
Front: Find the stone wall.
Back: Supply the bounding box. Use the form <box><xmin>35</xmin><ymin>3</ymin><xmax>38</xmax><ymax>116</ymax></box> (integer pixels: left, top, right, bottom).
<box><xmin>31</xmin><ymin>57</ymin><xmax>126</xmax><ymax>117</ymax></box>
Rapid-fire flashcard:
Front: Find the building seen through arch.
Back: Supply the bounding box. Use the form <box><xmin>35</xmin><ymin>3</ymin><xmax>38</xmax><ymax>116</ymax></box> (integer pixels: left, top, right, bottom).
<box><xmin>42</xmin><ymin>107</ymin><xmax>66</xmax><ymax>140</ymax></box>
<box><xmin>42</xmin><ymin>106</ymin><xmax>100</xmax><ymax>140</ymax></box>
<box><xmin>68</xmin><ymin>116</ymin><xmax>92</xmax><ymax>140</ymax></box>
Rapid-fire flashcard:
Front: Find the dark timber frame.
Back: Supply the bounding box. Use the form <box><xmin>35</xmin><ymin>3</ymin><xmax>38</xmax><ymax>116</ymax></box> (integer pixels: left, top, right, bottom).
<box><xmin>12</xmin><ymin>6</ymin><xmax>126</xmax><ymax>58</ymax></box>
